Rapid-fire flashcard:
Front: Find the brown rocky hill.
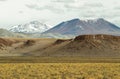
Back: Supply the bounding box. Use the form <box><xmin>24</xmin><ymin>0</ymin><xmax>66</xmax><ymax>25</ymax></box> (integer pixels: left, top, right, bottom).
<box><xmin>0</xmin><ymin>38</ymin><xmax>14</xmax><ymax>49</ymax></box>
<box><xmin>39</xmin><ymin>34</ymin><xmax>120</xmax><ymax>57</ymax></box>
<box><xmin>0</xmin><ymin>35</ymin><xmax>120</xmax><ymax>57</ymax></box>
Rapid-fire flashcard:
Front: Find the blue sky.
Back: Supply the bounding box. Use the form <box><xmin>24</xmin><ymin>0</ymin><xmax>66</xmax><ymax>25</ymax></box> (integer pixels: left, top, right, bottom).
<box><xmin>0</xmin><ymin>0</ymin><xmax>120</xmax><ymax>28</ymax></box>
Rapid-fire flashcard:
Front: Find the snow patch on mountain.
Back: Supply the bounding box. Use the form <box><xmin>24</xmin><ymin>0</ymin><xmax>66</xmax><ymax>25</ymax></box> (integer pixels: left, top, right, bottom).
<box><xmin>77</xmin><ymin>26</ymin><xmax>84</xmax><ymax>30</ymax></box>
<box><xmin>10</xmin><ymin>21</ymin><xmax>51</xmax><ymax>33</ymax></box>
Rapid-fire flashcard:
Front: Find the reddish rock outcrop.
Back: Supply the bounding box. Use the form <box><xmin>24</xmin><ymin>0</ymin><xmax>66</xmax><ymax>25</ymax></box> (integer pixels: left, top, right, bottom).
<box><xmin>0</xmin><ymin>38</ymin><xmax>13</xmax><ymax>47</ymax></box>
<box><xmin>74</xmin><ymin>34</ymin><xmax>120</xmax><ymax>41</ymax></box>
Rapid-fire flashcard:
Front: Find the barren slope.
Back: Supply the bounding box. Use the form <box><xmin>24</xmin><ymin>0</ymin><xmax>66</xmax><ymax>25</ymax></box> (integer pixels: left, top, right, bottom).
<box><xmin>0</xmin><ymin>38</ymin><xmax>56</xmax><ymax>56</ymax></box>
<box><xmin>38</xmin><ymin>34</ymin><xmax>120</xmax><ymax>57</ymax></box>
<box><xmin>0</xmin><ymin>34</ymin><xmax>120</xmax><ymax>57</ymax></box>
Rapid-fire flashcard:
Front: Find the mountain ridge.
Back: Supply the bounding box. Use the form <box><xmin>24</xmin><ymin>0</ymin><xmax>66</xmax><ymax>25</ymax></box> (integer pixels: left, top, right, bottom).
<box><xmin>44</xmin><ymin>18</ymin><xmax>120</xmax><ymax>36</ymax></box>
<box><xmin>10</xmin><ymin>21</ymin><xmax>51</xmax><ymax>33</ymax></box>
<box><xmin>0</xmin><ymin>18</ymin><xmax>120</xmax><ymax>38</ymax></box>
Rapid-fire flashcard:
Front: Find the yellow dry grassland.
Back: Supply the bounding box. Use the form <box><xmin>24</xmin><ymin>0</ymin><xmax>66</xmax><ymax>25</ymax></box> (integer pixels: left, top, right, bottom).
<box><xmin>0</xmin><ymin>63</ymin><xmax>119</xmax><ymax>79</ymax></box>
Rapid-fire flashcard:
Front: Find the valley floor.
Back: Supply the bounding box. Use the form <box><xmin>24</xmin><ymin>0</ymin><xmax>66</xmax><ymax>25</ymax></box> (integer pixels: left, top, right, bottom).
<box><xmin>0</xmin><ymin>63</ymin><xmax>119</xmax><ymax>79</ymax></box>
<box><xmin>0</xmin><ymin>35</ymin><xmax>120</xmax><ymax>79</ymax></box>
<box><xmin>0</xmin><ymin>56</ymin><xmax>120</xmax><ymax>63</ymax></box>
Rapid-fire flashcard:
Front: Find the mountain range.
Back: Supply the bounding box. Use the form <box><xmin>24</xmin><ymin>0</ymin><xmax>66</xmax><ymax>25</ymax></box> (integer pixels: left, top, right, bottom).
<box><xmin>0</xmin><ymin>18</ymin><xmax>120</xmax><ymax>57</ymax></box>
<box><xmin>0</xmin><ymin>18</ymin><xmax>120</xmax><ymax>38</ymax></box>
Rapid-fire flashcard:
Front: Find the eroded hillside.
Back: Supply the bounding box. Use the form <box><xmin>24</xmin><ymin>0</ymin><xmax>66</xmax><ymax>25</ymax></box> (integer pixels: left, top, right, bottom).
<box><xmin>0</xmin><ymin>34</ymin><xmax>120</xmax><ymax>57</ymax></box>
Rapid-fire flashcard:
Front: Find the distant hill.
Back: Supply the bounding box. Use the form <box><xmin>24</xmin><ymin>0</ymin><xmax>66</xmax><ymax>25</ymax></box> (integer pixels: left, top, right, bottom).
<box><xmin>0</xmin><ymin>28</ymin><xmax>72</xmax><ymax>39</ymax></box>
<box><xmin>44</xmin><ymin>18</ymin><xmax>120</xmax><ymax>36</ymax></box>
<box><xmin>0</xmin><ymin>29</ymin><xmax>26</xmax><ymax>38</ymax></box>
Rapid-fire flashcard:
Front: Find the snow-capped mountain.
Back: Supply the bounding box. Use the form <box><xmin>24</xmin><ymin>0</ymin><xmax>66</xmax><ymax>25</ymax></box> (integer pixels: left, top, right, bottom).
<box><xmin>44</xmin><ymin>18</ymin><xmax>120</xmax><ymax>35</ymax></box>
<box><xmin>10</xmin><ymin>21</ymin><xmax>51</xmax><ymax>33</ymax></box>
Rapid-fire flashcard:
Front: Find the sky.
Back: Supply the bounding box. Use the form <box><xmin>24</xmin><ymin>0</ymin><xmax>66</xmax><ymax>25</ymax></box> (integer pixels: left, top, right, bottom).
<box><xmin>0</xmin><ymin>0</ymin><xmax>120</xmax><ymax>29</ymax></box>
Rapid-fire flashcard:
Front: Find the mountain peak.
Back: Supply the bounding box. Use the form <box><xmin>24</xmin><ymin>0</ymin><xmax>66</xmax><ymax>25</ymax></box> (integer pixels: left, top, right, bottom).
<box><xmin>29</xmin><ymin>20</ymin><xmax>43</xmax><ymax>24</ymax></box>
<box><xmin>68</xmin><ymin>18</ymin><xmax>80</xmax><ymax>22</ymax></box>
<box><xmin>96</xmin><ymin>18</ymin><xmax>106</xmax><ymax>22</ymax></box>
<box><xmin>44</xmin><ymin>18</ymin><xmax>120</xmax><ymax>35</ymax></box>
<box><xmin>81</xmin><ymin>18</ymin><xmax>105</xmax><ymax>23</ymax></box>
<box><xmin>10</xmin><ymin>21</ymin><xmax>51</xmax><ymax>33</ymax></box>
<box><xmin>97</xmin><ymin>18</ymin><xmax>104</xmax><ymax>20</ymax></box>
<box><xmin>71</xmin><ymin>18</ymin><xmax>80</xmax><ymax>21</ymax></box>
<box><xmin>67</xmin><ymin>18</ymin><xmax>106</xmax><ymax>23</ymax></box>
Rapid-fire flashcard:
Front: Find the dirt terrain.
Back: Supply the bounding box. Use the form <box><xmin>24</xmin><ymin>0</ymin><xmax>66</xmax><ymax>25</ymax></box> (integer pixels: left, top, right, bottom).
<box><xmin>0</xmin><ymin>34</ymin><xmax>120</xmax><ymax>58</ymax></box>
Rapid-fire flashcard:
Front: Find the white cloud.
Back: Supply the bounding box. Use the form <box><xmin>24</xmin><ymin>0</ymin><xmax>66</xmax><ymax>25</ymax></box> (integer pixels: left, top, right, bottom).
<box><xmin>0</xmin><ymin>0</ymin><xmax>120</xmax><ymax>28</ymax></box>
<box><xmin>0</xmin><ymin>0</ymin><xmax>7</xmax><ymax>1</ymax></box>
